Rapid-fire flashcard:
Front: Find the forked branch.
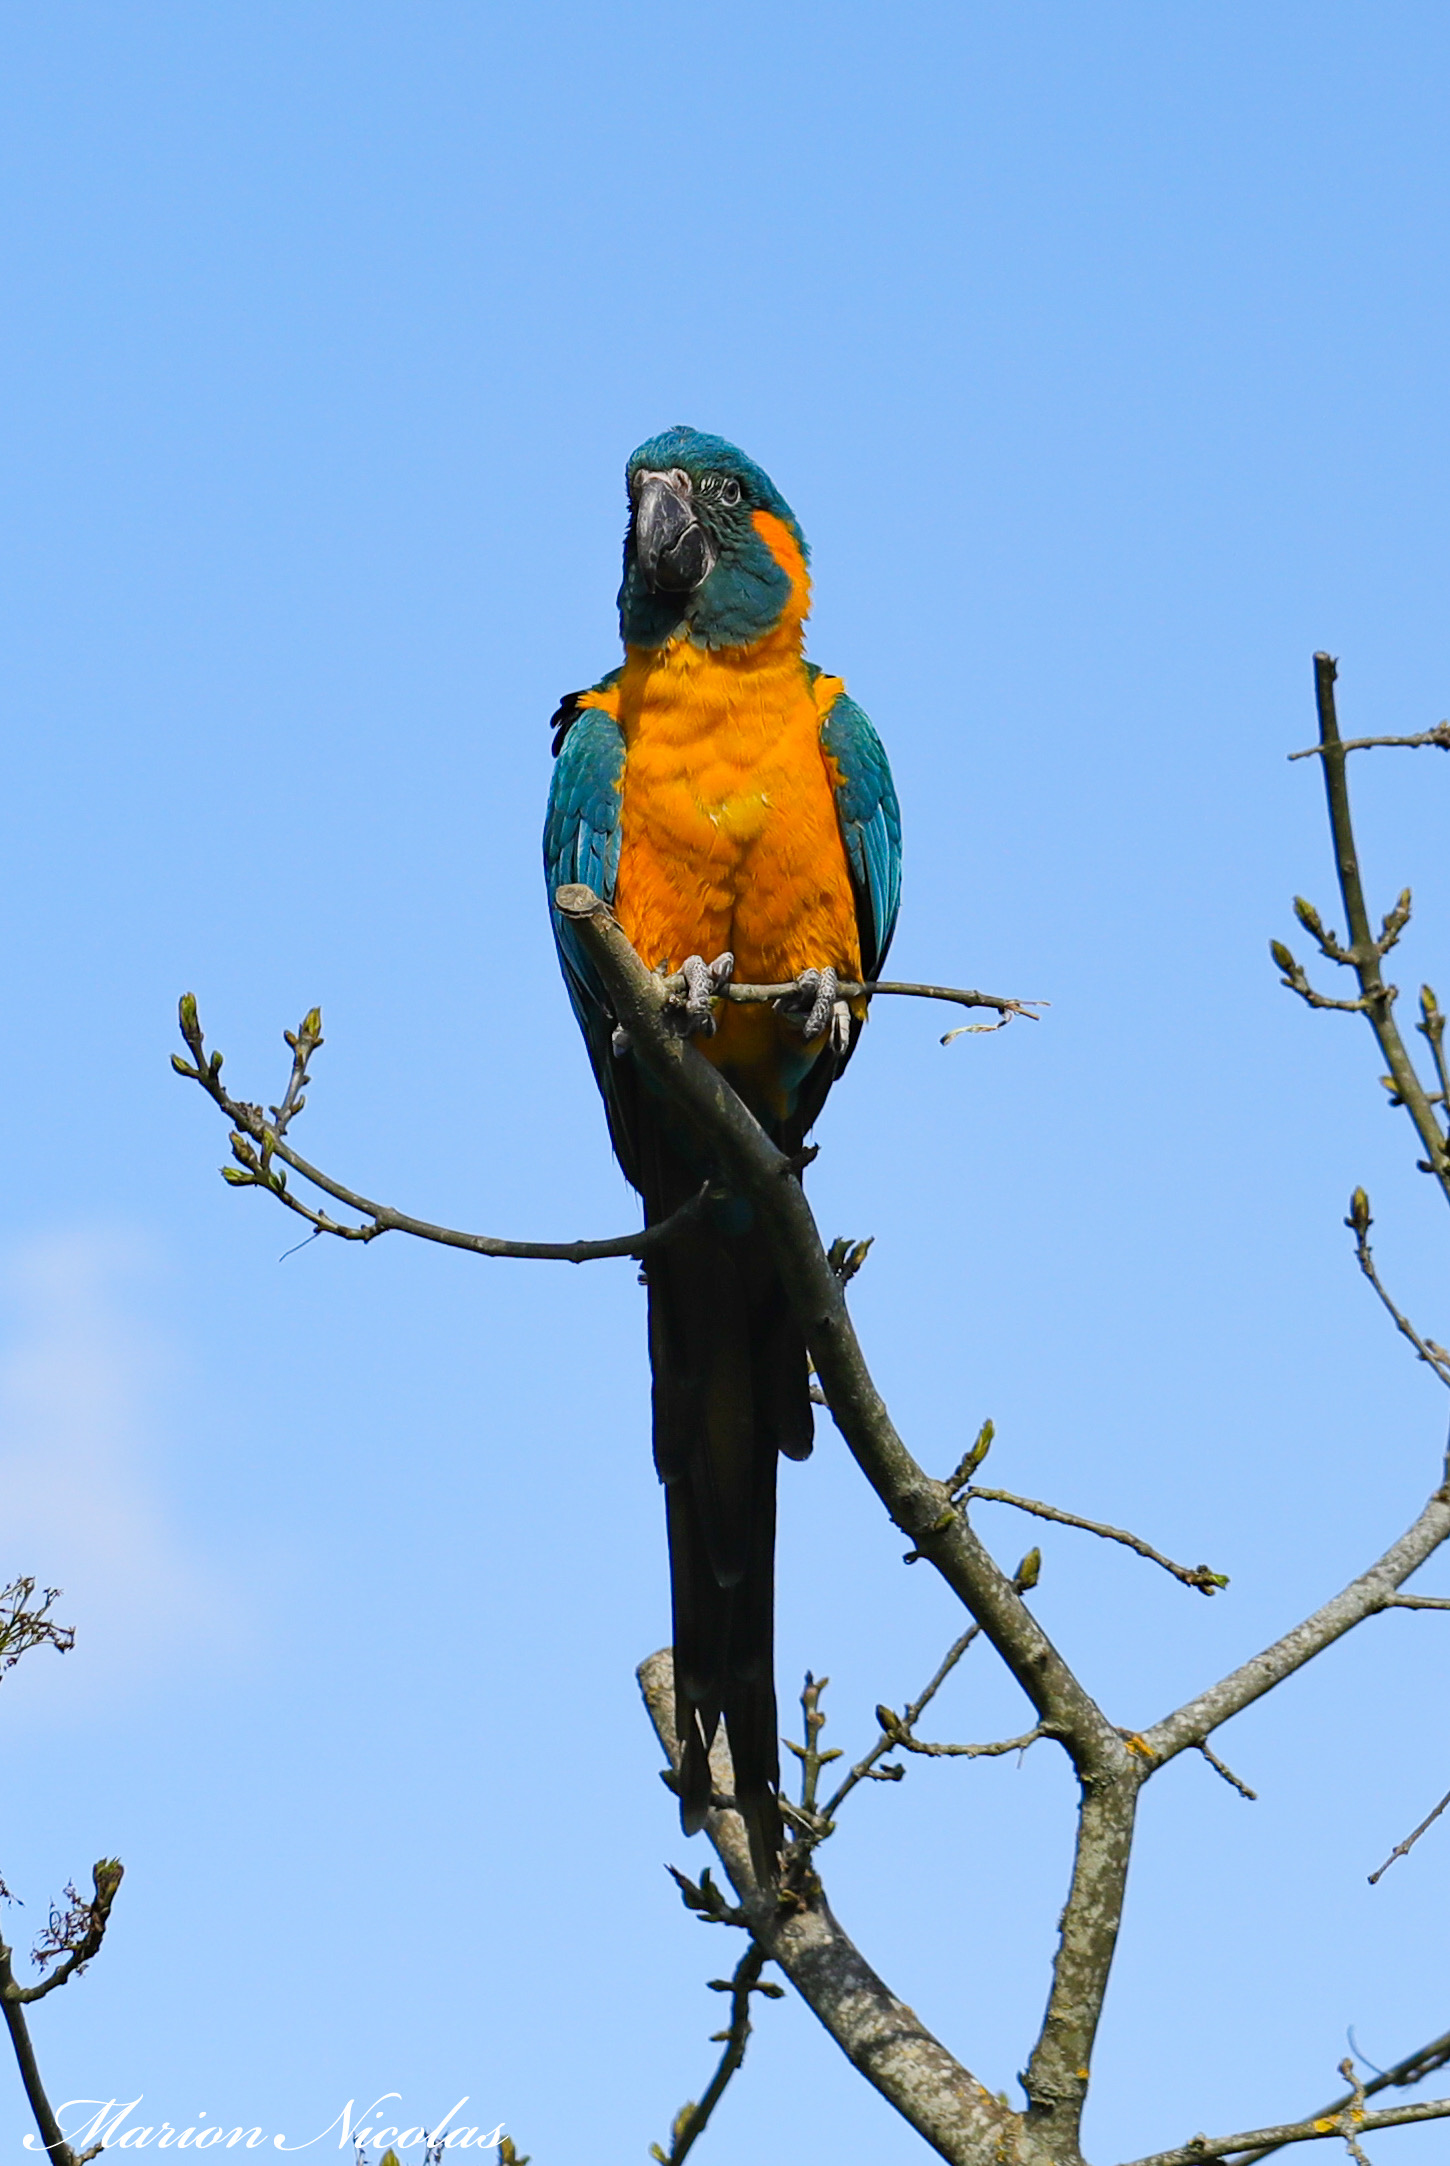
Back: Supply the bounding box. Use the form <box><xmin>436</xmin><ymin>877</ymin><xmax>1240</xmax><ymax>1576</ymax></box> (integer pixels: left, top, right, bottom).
<box><xmin>1280</xmin><ymin>657</ymin><xmax>1450</xmax><ymax>1203</ymax></box>
<box><xmin>821</xmin><ymin>1547</ymin><xmax>1044</xmax><ymax>1824</ymax></box>
<box><xmin>171</xmin><ymin>995</ymin><xmax>710</xmax><ymax>1264</ymax></box>
<box><xmin>638</xmin><ymin>1650</ymin><xmax>1016</xmax><ymax>2166</ymax></box>
<box><xmin>1238</xmin><ymin>2025</ymin><xmax>1450</xmax><ymax>2162</ymax></box>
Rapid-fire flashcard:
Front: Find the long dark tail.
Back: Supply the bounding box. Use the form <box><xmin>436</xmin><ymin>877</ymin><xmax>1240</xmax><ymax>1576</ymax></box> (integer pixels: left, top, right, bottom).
<box><xmin>645</xmin><ymin>1190</ymin><xmax>813</xmax><ymax>1885</ymax></box>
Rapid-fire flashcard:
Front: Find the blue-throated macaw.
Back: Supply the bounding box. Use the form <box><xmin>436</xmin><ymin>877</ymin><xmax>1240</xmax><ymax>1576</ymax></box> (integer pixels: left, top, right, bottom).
<box><xmin>544</xmin><ymin>427</ymin><xmax>901</xmax><ymax>1876</ymax></box>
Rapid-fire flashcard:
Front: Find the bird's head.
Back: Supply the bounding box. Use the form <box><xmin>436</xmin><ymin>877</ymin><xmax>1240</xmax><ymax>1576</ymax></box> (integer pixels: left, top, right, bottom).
<box><xmin>618</xmin><ymin>426</ymin><xmax>810</xmax><ymax>651</ymax></box>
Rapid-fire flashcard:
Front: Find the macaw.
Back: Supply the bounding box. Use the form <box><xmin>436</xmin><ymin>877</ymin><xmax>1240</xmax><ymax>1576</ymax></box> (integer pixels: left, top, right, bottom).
<box><xmin>544</xmin><ymin>427</ymin><xmax>901</xmax><ymax>1877</ymax></box>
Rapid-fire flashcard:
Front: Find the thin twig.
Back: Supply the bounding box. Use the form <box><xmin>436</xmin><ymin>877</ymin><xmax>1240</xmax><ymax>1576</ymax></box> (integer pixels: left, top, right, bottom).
<box><xmin>783</xmin><ymin>1673</ymin><xmax>842</xmax><ymax>1821</ymax></box>
<box><xmin>1140</xmin><ymin>1483</ymin><xmax>1450</xmax><ymax>1767</ymax></box>
<box><xmin>961</xmin><ymin>1487</ymin><xmax>1229</xmax><ymax>1596</ymax></box>
<box><xmin>1196</xmin><ymin>1742</ymin><xmax>1257</xmax><ymax>1802</ymax></box>
<box><xmin>875</xmin><ymin>1717</ymin><xmax>1048</xmax><ymax>1761</ymax></box>
<box><xmin>1118</xmin><ymin>2089</ymin><xmax>1450</xmax><ymax>2164</ymax></box>
<box><xmin>1345</xmin><ymin>1189</ymin><xmax>1450</xmax><ymax>1387</ymax></box>
<box><xmin>1418</xmin><ymin>985</ymin><xmax>1450</xmax><ymax>1115</ymax></box>
<box><xmin>1237</xmin><ymin>2026</ymin><xmax>1450</xmax><ymax>2163</ymax></box>
<box><xmin>0</xmin><ymin>1582</ymin><xmax>74</xmax><ymax>1679</ymax></box>
<box><xmin>821</xmin><ymin>1628</ymin><xmax>982</xmax><ymax>1822</ymax></box>
<box><xmin>820</xmin><ymin>1548</ymin><xmax>1043</xmax><ymax>1825</ymax></box>
<box><xmin>1367</xmin><ymin>1783</ymin><xmax>1450</xmax><ymax>1884</ymax></box>
<box><xmin>679</xmin><ymin>973</ymin><xmax>1047</xmax><ymax>1034</ymax></box>
<box><xmin>649</xmin><ymin>1943</ymin><xmax>781</xmax><ymax>2163</ymax></box>
<box><xmin>1383</xmin><ymin>1592</ymin><xmax>1450</xmax><ymax>1609</ymax></box>
<box><xmin>17</xmin><ymin>1862</ymin><xmax>124</xmax><ymax>2004</ymax></box>
<box><xmin>1298</xmin><ymin>656</ymin><xmax>1450</xmax><ymax>1203</ymax></box>
<box><xmin>1288</xmin><ymin>722</ymin><xmax>1450</xmax><ymax>759</ymax></box>
<box><xmin>173</xmin><ymin>995</ymin><xmax>710</xmax><ymax>1264</ymax></box>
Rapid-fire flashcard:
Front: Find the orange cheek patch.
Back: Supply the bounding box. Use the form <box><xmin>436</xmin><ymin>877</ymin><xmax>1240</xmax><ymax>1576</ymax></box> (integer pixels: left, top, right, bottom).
<box><xmin>752</xmin><ymin>510</ymin><xmax>811</xmax><ymax>626</ymax></box>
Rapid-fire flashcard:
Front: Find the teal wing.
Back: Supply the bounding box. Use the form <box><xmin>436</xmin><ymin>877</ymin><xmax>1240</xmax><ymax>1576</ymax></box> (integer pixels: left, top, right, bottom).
<box><xmin>819</xmin><ymin>685</ymin><xmax>902</xmax><ymax>982</ymax></box>
<box><xmin>544</xmin><ymin>677</ymin><xmax>625</xmax><ymax>1089</ymax></box>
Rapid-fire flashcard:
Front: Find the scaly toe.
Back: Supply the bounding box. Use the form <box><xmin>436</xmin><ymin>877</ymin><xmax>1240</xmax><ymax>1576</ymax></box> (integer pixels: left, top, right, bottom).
<box><xmin>667</xmin><ymin>954</ymin><xmax>718</xmax><ymax>1037</ymax></box>
<box><xmin>775</xmin><ymin>965</ymin><xmax>840</xmax><ymax>1041</ymax></box>
<box><xmin>801</xmin><ymin>966</ymin><xmax>839</xmax><ymax>1041</ymax></box>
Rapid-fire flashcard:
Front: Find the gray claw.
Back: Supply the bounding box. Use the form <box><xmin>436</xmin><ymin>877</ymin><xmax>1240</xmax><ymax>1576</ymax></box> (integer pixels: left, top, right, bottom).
<box><xmin>829</xmin><ymin>998</ymin><xmax>852</xmax><ymax>1057</ymax></box>
<box><xmin>778</xmin><ymin>965</ymin><xmax>839</xmax><ymax>1041</ymax></box>
<box><xmin>667</xmin><ymin>954</ymin><xmax>723</xmax><ymax>1038</ymax></box>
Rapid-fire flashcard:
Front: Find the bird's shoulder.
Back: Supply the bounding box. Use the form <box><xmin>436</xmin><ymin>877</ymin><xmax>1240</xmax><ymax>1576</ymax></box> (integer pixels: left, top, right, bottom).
<box><xmin>547</xmin><ymin>665</ymin><xmax>624</xmax><ymax>758</ymax></box>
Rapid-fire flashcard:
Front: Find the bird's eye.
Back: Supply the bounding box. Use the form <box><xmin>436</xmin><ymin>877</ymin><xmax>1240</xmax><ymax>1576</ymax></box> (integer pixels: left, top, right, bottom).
<box><xmin>720</xmin><ymin>477</ymin><xmax>741</xmax><ymax>506</ymax></box>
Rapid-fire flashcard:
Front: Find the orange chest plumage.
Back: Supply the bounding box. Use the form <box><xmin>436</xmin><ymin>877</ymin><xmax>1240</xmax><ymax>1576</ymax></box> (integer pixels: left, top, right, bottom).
<box><xmin>598</xmin><ymin>639</ymin><xmax>859</xmax><ymax>1104</ymax></box>
<box><xmin>606</xmin><ymin>638</ymin><xmax>860</xmax><ymax>983</ymax></box>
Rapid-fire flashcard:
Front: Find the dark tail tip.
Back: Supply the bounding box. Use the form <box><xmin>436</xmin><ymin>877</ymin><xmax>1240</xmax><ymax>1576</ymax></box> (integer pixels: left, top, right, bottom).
<box><xmin>738</xmin><ymin>1788</ymin><xmax>784</xmax><ymax>1889</ymax></box>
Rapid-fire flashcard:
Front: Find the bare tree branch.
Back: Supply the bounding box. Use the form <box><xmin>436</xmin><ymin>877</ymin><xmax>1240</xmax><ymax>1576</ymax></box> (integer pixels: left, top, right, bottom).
<box><xmin>875</xmin><ymin>1715</ymin><xmax>1049</xmax><ymax>1761</ymax></box>
<box><xmin>1368</xmin><ymin>1783</ymin><xmax>1450</xmax><ymax>1885</ymax></box>
<box><xmin>783</xmin><ymin>1672</ymin><xmax>843</xmax><ymax>1823</ymax></box>
<box><xmin>1280</xmin><ymin>657</ymin><xmax>1450</xmax><ymax>1205</ymax></box>
<box><xmin>638</xmin><ymin>1650</ymin><xmax>1018</xmax><ymax>2166</ymax></box>
<box><xmin>1288</xmin><ymin>721</ymin><xmax>1450</xmax><ymax>759</ymax></box>
<box><xmin>1137</xmin><ymin>1485</ymin><xmax>1450</xmax><ymax>1767</ymax></box>
<box><xmin>0</xmin><ymin>1861</ymin><xmax>123</xmax><ymax>2166</ymax></box>
<box><xmin>1195</xmin><ymin>1743</ymin><xmax>1257</xmax><ymax>1802</ymax></box>
<box><xmin>695</xmin><ymin>972</ymin><xmax>1046</xmax><ymax>1034</ymax></box>
<box><xmin>16</xmin><ymin>1862</ymin><xmax>124</xmax><ymax>2004</ymax></box>
<box><xmin>1345</xmin><ymin>1188</ymin><xmax>1450</xmax><ymax>1387</ymax></box>
<box><xmin>821</xmin><ymin>1549</ymin><xmax>1043</xmax><ymax>1823</ymax></box>
<box><xmin>558</xmin><ymin>885</ymin><xmax>1122</xmax><ymax>1775</ymax></box>
<box><xmin>0</xmin><ymin>1581</ymin><xmax>74</xmax><ymax>1683</ymax></box>
<box><xmin>649</xmin><ymin>1942</ymin><xmax>782</xmax><ymax>2163</ymax></box>
<box><xmin>1418</xmin><ymin>984</ymin><xmax>1450</xmax><ymax>1111</ymax></box>
<box><xmin>172</xmin><ymin>995</ymin><xmax>711</xmax><ymax>1264</ymax></box>
<box><xmin>1023</xmin><ymin>1769</ymin><xmax>1142</xmax><ymax>2150</ymax></box>
<box><xmin>960</xmin><ymin>1487</ymin><xmax>1229</xmax><ymax>1596</ymax></box>
<box><xmin>559</xmin><ymin>885</ymin><xmax>1138</xmax><ymax>2160</ymax></box>
<box><xmin>1237</xmin><ymin>2026</ymin><xmax>1450</xmax><ymax>2163</ymax></box>
<box><xmin>1118</xmin><ymin>2089</ymin><xmax>1450</xmax><ymax>2164</ymax></box>
<box><xmin>0</xmin><ymin>1949</ymin><xmax>92</xmax><ymax>2166</ymax></box>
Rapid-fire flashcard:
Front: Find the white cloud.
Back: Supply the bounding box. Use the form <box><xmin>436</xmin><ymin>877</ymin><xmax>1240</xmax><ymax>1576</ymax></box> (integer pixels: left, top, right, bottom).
<box><xmin>0</xmin><ymin>1229</ymin><xmax>234</xmax><ymax>1703</ymax></box>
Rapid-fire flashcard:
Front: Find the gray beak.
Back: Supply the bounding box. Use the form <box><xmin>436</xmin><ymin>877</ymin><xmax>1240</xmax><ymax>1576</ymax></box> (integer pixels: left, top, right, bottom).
<box><xmin>633</xmin><ymin>471</ymin><xmax>716</xmax><ymax>594</ymax></box>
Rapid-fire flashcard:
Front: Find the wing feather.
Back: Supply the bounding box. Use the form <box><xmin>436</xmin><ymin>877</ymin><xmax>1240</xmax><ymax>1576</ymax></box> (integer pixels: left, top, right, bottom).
<box><xmin>819</xmin><ymin>687</ymin><xmax>902</xmax><ymax>983</ymax></box>
<box><xmin>543</xmin><ymin>686</ymin><xmax>626</xmax><ymax>1077</ymax></box>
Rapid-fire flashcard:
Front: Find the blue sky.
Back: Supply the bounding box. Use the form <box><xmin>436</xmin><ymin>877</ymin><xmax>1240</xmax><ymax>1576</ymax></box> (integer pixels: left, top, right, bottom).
<box><xmin>3</xmin><ymin>4</ymin><xmax>1450</xmax><ymax>2159</ymax></box>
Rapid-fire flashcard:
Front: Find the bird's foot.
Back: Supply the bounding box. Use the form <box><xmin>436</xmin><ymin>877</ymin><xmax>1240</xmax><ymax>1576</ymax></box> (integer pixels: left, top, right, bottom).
<box><xmin>664</xmin><ymin>952</ymin><xmax>734</xmax><ymax>1038</ymax></box>
<box><xmin>775</xmin><ymin>965</ymin><xmax>841</xmax><ymax>1044</ymax></box>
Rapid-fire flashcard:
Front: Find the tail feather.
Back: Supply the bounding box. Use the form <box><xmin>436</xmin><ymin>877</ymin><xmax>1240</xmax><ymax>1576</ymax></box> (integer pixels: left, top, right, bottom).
<box><xmin>646</xmin><ymin>1197</ymin><xmax>809</xmax><ymax>1885</ymax></box>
